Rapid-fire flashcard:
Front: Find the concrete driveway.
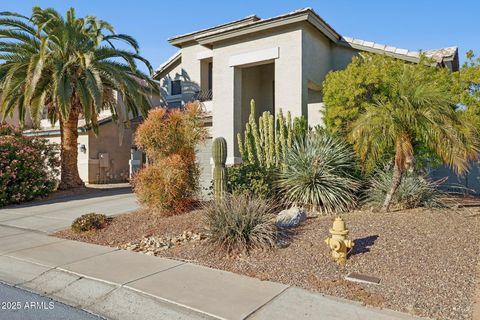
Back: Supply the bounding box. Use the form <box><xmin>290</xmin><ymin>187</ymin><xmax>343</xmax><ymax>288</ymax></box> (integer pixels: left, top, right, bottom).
<box><xmin>0</xmin><ymin>187</ymin><xmax>138</xmax><ymax>233</ymax></box>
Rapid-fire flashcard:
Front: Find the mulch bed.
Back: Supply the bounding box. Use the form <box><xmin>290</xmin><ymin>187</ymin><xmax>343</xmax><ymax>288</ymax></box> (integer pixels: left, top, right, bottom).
<box><xmin>53</xmin><ymin>207</ymin><xmax>480</xmax><ymax>320</ymax></box>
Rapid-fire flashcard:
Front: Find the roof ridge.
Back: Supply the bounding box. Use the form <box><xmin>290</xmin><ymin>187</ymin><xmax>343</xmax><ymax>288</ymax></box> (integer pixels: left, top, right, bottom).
<box><xmin>168</xmin><ymin>15</ymin><xmax>260</xmax><ymax>42</ymax></box>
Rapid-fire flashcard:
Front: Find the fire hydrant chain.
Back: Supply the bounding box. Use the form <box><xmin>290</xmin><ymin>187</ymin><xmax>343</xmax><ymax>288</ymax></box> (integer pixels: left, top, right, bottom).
<box><xmin>325</xmin><ymin>216</ymin><xmax>354</xmax><ymax>265</ymax></box>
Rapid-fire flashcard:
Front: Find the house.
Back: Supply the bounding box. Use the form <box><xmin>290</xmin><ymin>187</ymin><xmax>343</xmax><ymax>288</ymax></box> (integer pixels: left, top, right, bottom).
<box><xmin>154</xmin><ymin>7</ymin><xmax>459</xmax><ymax>193</ymax></box>
<box><xmin>5</xmin><ymin>90</ymin><xmax>160</xmax><ymax>185</ymax></box>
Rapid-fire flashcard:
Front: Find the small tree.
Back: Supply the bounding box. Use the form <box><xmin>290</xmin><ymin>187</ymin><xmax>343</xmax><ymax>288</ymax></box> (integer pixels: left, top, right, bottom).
<box><xmin>343</xmin><ymin>58</ymin><xmax>479</xmax><ymax>211</ymax></box>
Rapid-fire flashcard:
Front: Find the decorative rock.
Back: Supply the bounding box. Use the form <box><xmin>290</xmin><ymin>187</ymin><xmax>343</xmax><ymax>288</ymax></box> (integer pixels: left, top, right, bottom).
<box><xmin>275</xmin><ymin>207</ymin><xmax>307</xmax><ymax>228</ymax></box>
<box><xmin>119</xmin><ymin>231</ymin><xmax>207</xmax><ymax>256</ymax></box>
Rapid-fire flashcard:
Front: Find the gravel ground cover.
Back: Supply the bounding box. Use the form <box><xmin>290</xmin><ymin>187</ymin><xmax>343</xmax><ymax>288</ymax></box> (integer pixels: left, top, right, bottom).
<box><xmin>54</xmin><ymin>207</ymin><xmax>480</xmax><ymax>320</ymax></box>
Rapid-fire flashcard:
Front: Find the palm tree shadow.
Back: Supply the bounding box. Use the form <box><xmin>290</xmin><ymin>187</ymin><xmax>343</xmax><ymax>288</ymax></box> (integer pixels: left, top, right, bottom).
<box><xmin>348</xmin><ymin>235</ymin><xmax>378</xmax><ymax>256</ymax></box>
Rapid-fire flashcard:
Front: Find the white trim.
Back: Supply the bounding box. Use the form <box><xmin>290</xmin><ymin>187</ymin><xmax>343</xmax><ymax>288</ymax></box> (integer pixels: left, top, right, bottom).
<box><xmin>210</xmin><ymin>157</ymin><xmax>242</xmax><ymax>165</ymax></box>
<box><xmin>196</xmin><ymin>50</ymin><xmax>213</xmax><ymax>60</ymax></box>
<box><xmin>229</xmin><ymin>47</ymin><xmax>279</xmax><ymax>67</ymax></box>
<box><xmin>78</xmin><ymin>159</ymin><xmax>100</xmax><ymax>165</ymax></box>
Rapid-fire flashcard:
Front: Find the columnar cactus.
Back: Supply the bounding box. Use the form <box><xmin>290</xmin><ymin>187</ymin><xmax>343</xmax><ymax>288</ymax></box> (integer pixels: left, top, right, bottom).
<box><xmin>212</xmin><ymin>137</ymin><xmax>227</xmax><ymax>202</ymax></box>
<box><xmin>237</xmin><ymin>99</ymin><xmax>306</xmax><ymax>168</ymax></box>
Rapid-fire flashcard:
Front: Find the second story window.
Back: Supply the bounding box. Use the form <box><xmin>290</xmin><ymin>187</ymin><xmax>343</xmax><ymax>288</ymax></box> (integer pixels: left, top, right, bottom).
<box><xmin>171</xmin><ymin>80</ymin><xmax>182</xmax><ymax>96</ymax></box>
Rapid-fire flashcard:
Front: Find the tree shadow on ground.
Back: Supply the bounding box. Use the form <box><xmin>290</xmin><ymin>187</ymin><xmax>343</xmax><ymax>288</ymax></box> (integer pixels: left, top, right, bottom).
<box><xmin>349</xmin><ymin>235</ymin><xmax>379</xmax><ymax>256</ymax></box>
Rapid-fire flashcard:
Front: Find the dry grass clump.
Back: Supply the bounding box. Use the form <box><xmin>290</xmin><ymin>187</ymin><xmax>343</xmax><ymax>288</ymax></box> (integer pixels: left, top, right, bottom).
<box><xmin>203</xmin><ymin>194</ymin><xmax>277</xmax><ymax>253</ymax></box>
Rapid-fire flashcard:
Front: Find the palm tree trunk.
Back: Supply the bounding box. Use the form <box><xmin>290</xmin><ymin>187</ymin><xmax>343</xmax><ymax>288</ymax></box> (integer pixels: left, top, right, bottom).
<box><xmin>58</xmin><ymin>110</ymin><xmax>85</xmax><ymax>190</ymax></box>
<box><xmin>381</xmin><ymin>160</ymin><xmax>403</xmax><ymax>212</ymax></box>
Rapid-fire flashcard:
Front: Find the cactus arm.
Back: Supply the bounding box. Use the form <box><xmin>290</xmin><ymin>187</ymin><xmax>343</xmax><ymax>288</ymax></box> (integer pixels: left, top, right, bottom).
<box><xmin>212</xmin><ymin>137</ymin><xmax>228</xmax><ymax>203</ymax></box>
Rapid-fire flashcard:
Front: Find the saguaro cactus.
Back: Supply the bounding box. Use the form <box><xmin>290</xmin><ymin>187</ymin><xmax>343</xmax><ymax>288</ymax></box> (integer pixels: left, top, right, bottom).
<box><xmin>212</xmin><ymin>137</ymin><xmax>227</xmax><ymax>202</ymax></box>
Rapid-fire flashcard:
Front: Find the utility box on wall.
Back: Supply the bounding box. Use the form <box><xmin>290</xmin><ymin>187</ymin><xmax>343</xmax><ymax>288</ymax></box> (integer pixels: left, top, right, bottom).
<box><xmin>99</xmin><ymin>153</ymin><xmax>110</xmax><ymax>168</ymax></box>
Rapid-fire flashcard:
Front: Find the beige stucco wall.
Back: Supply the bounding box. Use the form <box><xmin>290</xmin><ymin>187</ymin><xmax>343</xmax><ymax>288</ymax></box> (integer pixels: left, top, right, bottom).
<box><xmin>332</xmin><ymin>45</ymin><xmax>358</xmax><ymax>70</ymax></box>
<box><xmin>157</xmin><ymin>23</ymin><xmax>365</xmax><ymax>161</ymax></box>
<box><xmin>240</xmin><ymin>63</ymin><xmax>275</xmax><ymax>131</ymax></box>
<box><xmin>302</xmin><ymin>25</ymin><xmax>333</xmax><ymax>127</ymax></box>
<box><xmin>42</xmin><ymin>133</ymin><xmax>90</xmax><ymax>182</ymax></box>
<box><xmin>87</xmin><ymin>121</ymin><xmax>133</xmax><ymax>184</ymax></box>
<box><xmin>212</xmin><ymin>26</ymin><xmax>303</xmax><ymax>161</ymax></box>
<box><xmin>2</xmin><ymin>107</ymin><xmax>34</xmax><ymax>129</ymax></box>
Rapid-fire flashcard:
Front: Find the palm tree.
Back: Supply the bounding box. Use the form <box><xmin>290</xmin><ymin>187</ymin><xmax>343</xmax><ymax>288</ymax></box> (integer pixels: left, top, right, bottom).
<box><xmin>0</xmin><ymin>7</ymin><xmax>157</xmax><ymax>189</ymax></box>
<box><xmin>350</xmin><ymin>63</ymin><xmax>479</xmax><ymax>212</ymax></box>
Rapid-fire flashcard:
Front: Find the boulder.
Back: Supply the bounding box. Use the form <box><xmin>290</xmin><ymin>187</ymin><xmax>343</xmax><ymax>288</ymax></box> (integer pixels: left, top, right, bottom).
<box><xmin>275</xmin><ymin>207</ymin><xmax>307</xmax><ymax>228</ymax></box>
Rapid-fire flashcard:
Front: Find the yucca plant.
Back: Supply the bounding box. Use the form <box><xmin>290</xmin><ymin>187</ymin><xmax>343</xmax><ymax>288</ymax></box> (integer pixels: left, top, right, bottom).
<box><xmin>277</xmin><ymin>130</ymin><xmax>360</xmax><ymax>214</ymax></box>
<box><xmin>367</xmin><ymin>167</ymin><xmax>446</xmax><ymax>210</ymax></box>
<box><xmin>203</xmin><ymin>193</ymin><xmax>277</xmax><ymax>253</ymax></box>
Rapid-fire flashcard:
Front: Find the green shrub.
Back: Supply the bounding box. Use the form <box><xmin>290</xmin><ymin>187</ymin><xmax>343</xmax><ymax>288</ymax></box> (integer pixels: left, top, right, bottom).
<box><xmin>366</xmin><ymin>168</ymin><xmax>446</xmax><ymax>209</ymax></box>
<box><xmin>227</xmin><ymin>163</ymin><xmax>276</xmax><ymax>199</ymax></box>
<box><xmin>277</xmin><ymin>130</ymin><xmax>360</xmax><ymax>214</ymax></box>
<box><xmin>0</xmin><ymin>124</ymin><xmax>59</xmax><ymax>207</ymax></box>
<box><xmin>71</xmin><ymin>213</ymin><xmax>107</xmax><ymax>233</ymax></box>
<box><xmin>203</xmin><ymin>194</ymin><xmax>277</xmax><ymax>253</ymax></box>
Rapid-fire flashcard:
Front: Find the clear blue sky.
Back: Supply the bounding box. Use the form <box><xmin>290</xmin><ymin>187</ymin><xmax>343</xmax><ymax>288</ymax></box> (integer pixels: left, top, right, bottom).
<box><xmin>2</xmin><ymin>0</ymin><xmax>478</xmax><ymax>73</ymax></box>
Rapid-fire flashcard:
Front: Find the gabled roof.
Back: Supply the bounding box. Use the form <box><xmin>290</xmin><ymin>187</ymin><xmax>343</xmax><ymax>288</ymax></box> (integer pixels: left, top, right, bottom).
<box><xmin>169</xmin><ymin>8</ymin><xmax>341</xmax><ymax>47</ymax></box>
<box><xmin>153</xmin><ymin>50</ymin><xmax>181</xmax><ymax>79</ymax></box>
<box><xmin>168</xmin><ymin>15</ymin><xmax>261</xmax><ymax>46</ymax></box>
<box><xmin>160</xmin><ymin>8</ymin><xmax>459</xmax><ymax>73</ymax></box>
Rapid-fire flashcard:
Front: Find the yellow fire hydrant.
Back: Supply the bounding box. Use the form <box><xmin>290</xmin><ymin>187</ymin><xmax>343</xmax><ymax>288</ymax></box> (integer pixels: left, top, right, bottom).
<box><xmin>325</xmin><ymin>217</ymin><xmax>354</xmax><ymax>265</ymax></box>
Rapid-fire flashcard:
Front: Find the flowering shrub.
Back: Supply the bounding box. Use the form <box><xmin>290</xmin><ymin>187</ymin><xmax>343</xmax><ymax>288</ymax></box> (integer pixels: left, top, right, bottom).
<box><xmin>134</xmin><ymin>103</ymin><xmax>207</xmax><ymax>213</ymax></box>
<box><xmin>0</xmin><ymin>124</ymin><xmax>59</xmax><ymax>206</ymax></box>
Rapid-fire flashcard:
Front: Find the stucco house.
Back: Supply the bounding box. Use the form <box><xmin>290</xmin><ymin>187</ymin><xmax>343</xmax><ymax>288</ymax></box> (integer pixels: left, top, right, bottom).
<box><xmin>154</xmin><ymin>7</ymin><xmax>460</xmax><ymax>192</ymax></box>
<box><xmin>4</xmin><ymin>90</ymin><xmax>160</xmax><ymax>185</ymax></box>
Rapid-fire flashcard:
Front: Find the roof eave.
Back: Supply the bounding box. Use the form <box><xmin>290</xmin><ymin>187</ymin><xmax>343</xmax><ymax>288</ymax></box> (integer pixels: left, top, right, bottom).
<box><xmin>338</xmin><ymin>41</ymin><xmax>420</xmax><ymax>63</ymax></box>
<box><xmin>168</xmin><ymin>15</ymin><xmax>260</xmax><ymax>47</ymax></box>
<box><xmin>153</xmin><ymin>52</ymin><xmax>181</xmax><ymax>80</ymax></box>
<box><xmin>174</xmin><ymin>9</ymin><xmax>341</xmax><ymax>48</ymax></box>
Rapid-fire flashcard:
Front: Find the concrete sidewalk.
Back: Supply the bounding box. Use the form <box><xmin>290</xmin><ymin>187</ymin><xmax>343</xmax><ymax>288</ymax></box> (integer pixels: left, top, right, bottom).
<box><xmin>0</xmin><ymin>225</ymin><xmax>427</xmax><ymax>320</ymax></box>
<box><xmin>0</xmin><ymin>188</ymin><xmax>138</xmax><ymax>233</ymax></box>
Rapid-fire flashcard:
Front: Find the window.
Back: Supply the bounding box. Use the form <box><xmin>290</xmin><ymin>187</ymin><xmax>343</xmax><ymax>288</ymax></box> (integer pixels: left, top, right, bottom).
<box><xmin>171</xmin><ymin>80</ymin><xmax>182</xmax><ymax>96</ymax></box>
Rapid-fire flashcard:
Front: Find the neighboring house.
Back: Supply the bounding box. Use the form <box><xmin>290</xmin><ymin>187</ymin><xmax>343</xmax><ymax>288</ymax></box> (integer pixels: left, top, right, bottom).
<box><xmin>3</xmin><ymin>90</ymin><xmax>160</xmax><ymax>185</ymax></box>
<box><xmin>154</xmin><ymin>7</ymin><xmax>460</xmax><ymax>193</ymax></box>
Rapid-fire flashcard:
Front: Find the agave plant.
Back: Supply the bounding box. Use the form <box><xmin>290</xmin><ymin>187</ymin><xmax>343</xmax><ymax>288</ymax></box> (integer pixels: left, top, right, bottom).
<box><xmin>277</xmin><ymin>131</ymin><xmax>360</xmax><ymax>214</ymax></box>
<box><xmin>367</xmin><ymin>167</ymin><xmax>446</xmax><ymax>209</ymax></box>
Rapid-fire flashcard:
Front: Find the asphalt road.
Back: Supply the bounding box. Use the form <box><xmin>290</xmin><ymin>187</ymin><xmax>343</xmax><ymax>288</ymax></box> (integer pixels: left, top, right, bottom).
<box><xmin>0</xmin><ymin>282</ymin><xmax>102</xmax><ymax>320</ymax></box>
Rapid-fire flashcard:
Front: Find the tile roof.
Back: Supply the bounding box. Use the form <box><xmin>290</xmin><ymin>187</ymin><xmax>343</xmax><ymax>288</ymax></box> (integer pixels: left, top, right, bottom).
<box><xmin>158</xmin><ymin>8</ymin><xmax>458</xmax><ymax>74</ymax></box>
<box><xmin>341</xmin><ymin>36</ymin><xmax>457</xmax><ymax>63</ymax></box>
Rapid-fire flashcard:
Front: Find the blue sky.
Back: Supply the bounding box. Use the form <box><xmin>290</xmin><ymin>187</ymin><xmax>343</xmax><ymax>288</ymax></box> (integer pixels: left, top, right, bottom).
<box><xmin>2</xmin><ymin>0</ymin><xmax>478</xmax><ymax>73</ymax></box>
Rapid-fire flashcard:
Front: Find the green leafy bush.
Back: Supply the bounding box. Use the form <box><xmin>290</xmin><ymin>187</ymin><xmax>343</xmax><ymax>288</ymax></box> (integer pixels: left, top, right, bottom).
<box><xmin>366</xmin><ymin>168</ymin><xmax>446</xmax><ymax>209</ymax></box>
<box><xmin>71</xmin><ymin>213</ymin><xmax>107</xmax><ymax>233</ymax></box>
<box><xmin>203</xmin><ymin>194</ymin><xmax>277</xmax><ymax>253</ymax></box>
<box><xmin>227</xmin><ymin>163</ymin><xmax>276</xmax><ymax>199</ymax></box>
<box><xmin>277</xmin><ymin>131</ymin><xmax>360</xmax><ymax>214</ymax></box>
<box><xmin>0</xmin><ymin>124</ymin><xmax>59</xmax><ymax>207</ymax></box>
